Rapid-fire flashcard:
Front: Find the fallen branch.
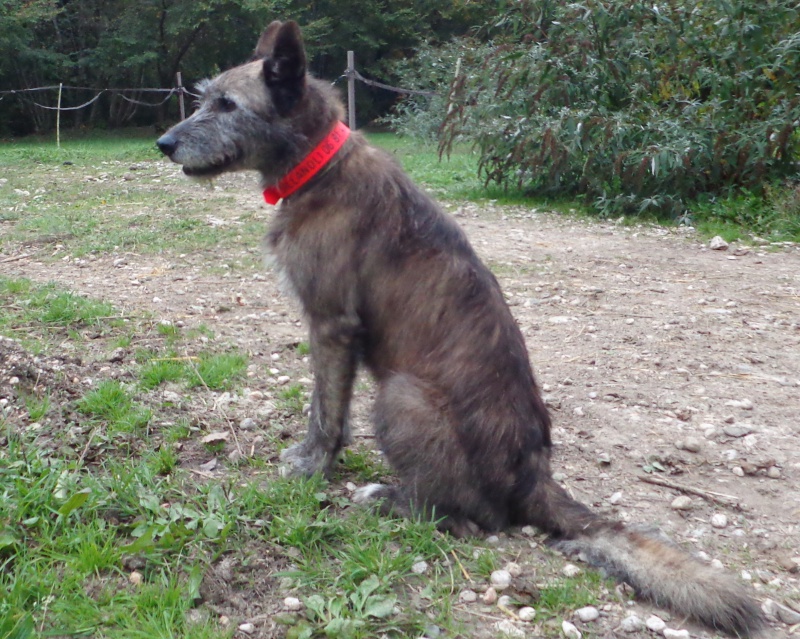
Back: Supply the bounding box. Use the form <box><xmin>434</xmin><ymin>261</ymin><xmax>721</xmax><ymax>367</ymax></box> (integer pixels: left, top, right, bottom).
<box><xmin>0</xmin><ymin>252</ymin><xmax>35</xmax><ymax>264</ymax></box>
<box><xmin>637</xmin><ymin>474</ymin><xmax>740</xmax><ymax>507</ymax></box>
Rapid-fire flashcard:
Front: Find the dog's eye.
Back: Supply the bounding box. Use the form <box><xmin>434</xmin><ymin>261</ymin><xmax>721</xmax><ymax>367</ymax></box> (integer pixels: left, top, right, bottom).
<box><xmin>216</xmin><ymin>96</ymin><xmax>237</xmax><ymax>112</ymax></box>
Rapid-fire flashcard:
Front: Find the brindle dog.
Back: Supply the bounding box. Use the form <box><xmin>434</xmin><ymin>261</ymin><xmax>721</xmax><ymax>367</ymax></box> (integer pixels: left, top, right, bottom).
<box><xmin>157</xmin><ymin>21</ymin><xmax>763</xmax><ymax>637</ymax></box>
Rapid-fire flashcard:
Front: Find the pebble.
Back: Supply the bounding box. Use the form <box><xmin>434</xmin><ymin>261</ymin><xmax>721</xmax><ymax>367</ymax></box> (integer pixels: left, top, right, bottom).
<box><xmin>663</xmin><ymin>630</ymin><xmax>690</xmax><ymax>639</ymax></box>
<box><xmin>458</xmin><ymin>589</ymin><xmax>477</xmax><ymax>603</ymax></box>
<box><xmin>562</xmin><ymin>563</ymin><xmax>582</xmax><ymax>577</ymax></box>
<box><xmin>276</xmin><ymin>375</ymin><xmax>291</xmax><ymax>385</ymax></box>
<box><xmin>239</xmin><ymin>417</ymin><xmax>256</xmax><ymax>430</ymax></box>
<box><xmin>493</xmin><ymin>620</ymin><xmax>525</xmax><ymax>638</ymax></box>
<box><xmin>505</xmin><ymin>561</ymin><xmax>522</xmax><ymax>577</ymax></box>
<box><xmin>482</xmin><ymin>587</ymin><xmax>498</xmax><ymax>604</ymax></box>
<box><xmin>723</xmin><ymin>424</ymin><xmax>753</xmax><ymax>438</ymax></box>
<box><xmin>575</xmin><ymin>606</ymin><xmax>600</xmax><ymax>622</ymax></box>
<box><xmin>129</xmin><ymin>571</ymin><xmax>143</xmax><ymax>585</ymax></box>
<box><xmin>412</xmin><ymin>561</ymin><xmax>429</xmax><ymax>575</ymax></box>
<box><xmin>490</xmin><ymin>570</ymin><xmax>512</xmax><ymax>590</ymax></box>
<box><xmin>645</xmin><ymin>615</ymin><xmax>666</xmax><ymax>632</ymax></box>
<box><xmin>608</xmin><ymin>491</ymin><xmax>623</xmax><ymax>505</ymax></box>
<box><xmin>777</xmin><ymin>556</ymin><xmax>800</xmax><ymax>573</ymax></box>
<box><xmin>238</xmin><ymin>622</ymin><xmax>255</xmax><ymax>634</ymax></box>
<box><xmin>618</xmin><ymin>614</ymin><xmax>644</xmax><ymax>632</ymax></box>
<box><xmin>561</xmin><ymin>620</ymin><xmax>582</xmax><ymax>639</ymax></box>
<box><xmin>711</xmin><ymin>514</ymin><xmax>728</xmax><ymax>529</ymax></box>
<box><xmin>670</xmin><ymin>496</ymin><xmax>693</xmax><ymax>510</ymax></box>
<box><xmin>709</xmin><ymin>235</ymin><xmax>729</xmax><ymax>250</ymax></box>
<box><xmin>724</xmin><ymin>398</ymin><xmax>754</xmax><ymax>410</ymax></box>
<box><xmin>518</xmin><ymin>607</ymin><xmax>536</xmax><ymax>622</ymax></box>
<box><xmin>283</xmin><ymin>597</ymin><xmax>302</xmax><ymax>611</ymax></box>
<box><xmin>777</xmin><ymin>603</ymin><xmax>800</xmax><ymax>625</ymax></box>
<box><xmin>767</xmin><ymin>466</ymin><xmax>781</xmax><ymax>479</ymax></box>
<box><xmin>520</xmin><ymin>525</ymin><xmax>537</xmax><ymax>537</ymax></box>
<box><xmin>497</xmin><ymin>595</ymin><xmax>514</xmax><ymax>608</ymax></box>
<box><xmin>676</xmin><ymin>437</ymin><xmax>702</xmax><ymax>453</ymax></box>
<box><xmin>731</xmin><ymin>466</ymin><xmax>745</xmax><ymax>477</ymax></box>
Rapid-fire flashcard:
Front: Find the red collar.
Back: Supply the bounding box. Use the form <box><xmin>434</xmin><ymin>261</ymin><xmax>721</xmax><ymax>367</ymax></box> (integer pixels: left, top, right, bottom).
<box><xmin>263</xmin><ymin>121</ymin><xmax>351</xmax><ymax>205</ymax></box>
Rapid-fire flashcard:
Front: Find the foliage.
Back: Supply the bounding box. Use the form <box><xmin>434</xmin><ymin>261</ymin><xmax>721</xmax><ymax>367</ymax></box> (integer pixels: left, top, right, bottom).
<box><xmin>394</xmin><ymin>0</ymin><xmax>800</xmax><ymax>219</ymax></box>
<box><xmin>0</xmin><ymin>0</ymin><xmax>490</xmax><ymax>133</ymax></box>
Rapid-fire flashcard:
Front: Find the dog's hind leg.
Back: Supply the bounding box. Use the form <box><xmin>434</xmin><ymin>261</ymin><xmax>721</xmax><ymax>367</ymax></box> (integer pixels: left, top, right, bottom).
<box><xmin>280</xmin><ymin>316</ymin><xmax>360</xmax><ymax>477</ymax></box>
<box><xmin>353</xmin><ymin>373</ymin><xmax>506</xmax><ymax>535</ymax></box>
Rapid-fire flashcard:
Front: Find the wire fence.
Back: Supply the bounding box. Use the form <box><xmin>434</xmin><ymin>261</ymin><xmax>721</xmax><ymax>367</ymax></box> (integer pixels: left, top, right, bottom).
<box><xmin>1</xmin><ymin>54</ymin><xmax>434</xmax><ymax>140</ymax></box>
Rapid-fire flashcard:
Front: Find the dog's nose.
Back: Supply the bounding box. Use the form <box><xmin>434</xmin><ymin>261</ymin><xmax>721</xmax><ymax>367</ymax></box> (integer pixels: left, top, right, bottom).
<box><xmin>156</xmin><ymin>133</ymin><xmax>178</xmax><ymax>157</ymax></box>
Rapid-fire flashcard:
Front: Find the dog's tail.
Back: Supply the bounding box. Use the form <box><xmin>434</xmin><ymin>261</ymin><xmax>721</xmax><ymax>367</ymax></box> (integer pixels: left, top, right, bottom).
<box><xmin>522</xmin><ymin>477</ymin><xmax>764</xmax><ymax>637</ymax></box>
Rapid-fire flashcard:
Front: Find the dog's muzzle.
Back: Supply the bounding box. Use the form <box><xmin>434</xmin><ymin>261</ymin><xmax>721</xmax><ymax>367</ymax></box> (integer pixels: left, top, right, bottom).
<box><xmin>156</xmin><ymin>133</ymin><xmax>179</xmax><ymax>158</ymax></box>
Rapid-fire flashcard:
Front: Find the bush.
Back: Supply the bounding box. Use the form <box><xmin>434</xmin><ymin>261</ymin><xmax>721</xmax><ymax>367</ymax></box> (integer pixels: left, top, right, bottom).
<box><xmin>395</xmin><ymin>0</ymin><xmax>800</xmax><ymax>219</ymax></box>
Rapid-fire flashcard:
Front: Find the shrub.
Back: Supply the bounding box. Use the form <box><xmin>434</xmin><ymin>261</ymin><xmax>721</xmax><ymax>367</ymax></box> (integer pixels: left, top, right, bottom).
<box><xmin>396</xmin><ymin>0</ymin><xmax>800</xmax><ymax>218</ymax></box>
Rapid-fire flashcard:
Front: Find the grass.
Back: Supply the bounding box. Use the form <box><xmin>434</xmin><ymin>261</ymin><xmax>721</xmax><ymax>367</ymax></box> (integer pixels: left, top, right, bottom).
<box><xmin>0</xmin><ymin>129</ymin><xmax>266</xmax><ymax>258</ymax></box>
<box><xmin>277</xmin><ymin>383</ymin><xmax>306</xmax><ymax>415</ymax></box>
<box><xmin>77</xmin><ymin>380</ymin><xmax>152</xmax><ymax>434</ymax></box>
<box><xmin>0</xmin><ymin>277</ymin><xmax>117</xmax><ymax>328</ymax></box>
<box><xmin>2</xmin><ymin>129</ymin><xmax>796</xmax><ymax>255</ymax></box>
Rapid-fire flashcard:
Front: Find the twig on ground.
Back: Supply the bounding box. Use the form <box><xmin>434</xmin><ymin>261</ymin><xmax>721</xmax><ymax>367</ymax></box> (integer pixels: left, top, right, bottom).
<box><xmin>183</xmin><ymin>348</ymin><xmax>244</xmax><ymax>457</ymax></box>
<box><xmin>1</xmin><ymin>252</ymin><xmax>38</xmax><ymax>264</ymax></box>
<box><xmin>637</xmin><ymin>474</ymin><xmax>740</xmax><ymax>507</ymax></box>
<box><xmin>451</xmin><ymin>549</ymin><xmax>472</xmax><ymax>582</ymax></box>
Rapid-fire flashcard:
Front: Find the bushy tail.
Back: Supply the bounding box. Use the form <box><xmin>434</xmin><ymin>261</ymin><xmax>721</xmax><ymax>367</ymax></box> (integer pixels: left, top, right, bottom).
<box><xmin>525</xmin><ymin>478</ymin><xmax>764</xmax><ymax>637</ymax></box>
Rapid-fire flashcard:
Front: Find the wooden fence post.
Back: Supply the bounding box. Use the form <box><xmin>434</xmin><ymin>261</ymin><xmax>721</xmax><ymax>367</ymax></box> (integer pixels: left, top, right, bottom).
<box><xmin>346</xmin><ymin>51</ymin><xmax>355</xmax><ymax>129</ymax></box>
<box><xmin>176</xmin><ymin>72</ymin><xmax>186</xmax><ymax>120</ymax></box>
<box><xmin>56</xmin><ymin>82</ymin><xmax>63</xmax><ymax>148</ymax></box>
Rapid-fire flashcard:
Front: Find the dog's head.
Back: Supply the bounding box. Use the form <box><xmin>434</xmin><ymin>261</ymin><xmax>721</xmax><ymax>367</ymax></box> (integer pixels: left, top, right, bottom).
<box><xmin>156</xmin><ymin>21</ymin><xmax>338</xmax><ymax>183</ymax></box>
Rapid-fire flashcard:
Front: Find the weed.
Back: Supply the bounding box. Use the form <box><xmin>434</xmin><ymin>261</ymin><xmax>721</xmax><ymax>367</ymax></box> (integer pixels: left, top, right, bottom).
<box><xmin>0</xmin><ymin>277</ymin><xmax>116</xmax><ymax>331</ymax></box>
<box><xmin>163</xmin><ymin>419</ymin><xmax>193</xmax><ymax>442</ymax></box>
<box><xmin>337</xmin><ymin>447</ymin><xmax>390</xmax><ymax>484</ymax></box>
<box><xmin>146</xmin><ymin>446</ymin><xmax>179</xmax><ymax>476</ymax></box>
<box><xmin>278</xmin><ymin>383</ymin><xmax>306</xmax><ymax>415</ymax></box>
<box><xmin>22</xmin><ymin>391</ymin><xmax>50</xmax><ymax>421</ymax></box>
<box><xmin>188</xmin><ymin>352</ymin><xmax>248</xmax><ymax>390</ymax></box>
<box><xmin>140</xmin><ymin>357</ymin><xmax>189</xmax><ymax>389</ymax></box>
<box><xmin>77</xmin><ymin>380</ymin><xmax>151</xmax><ymax>433</ymax></box>
<box><xmin>295</xmin><ymin>341</ymin><xmax>311</xmax><ymax>356</ymax></box>
<box><xmin>156</xmin><ymin>321</ymin><xmax>181</xmax><ymax>340</ymax></box>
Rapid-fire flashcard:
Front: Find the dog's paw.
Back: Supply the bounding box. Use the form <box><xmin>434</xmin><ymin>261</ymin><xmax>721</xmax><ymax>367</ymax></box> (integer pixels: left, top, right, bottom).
<box><xmin>351</xmin><ymin>483</ymin><xmax>389</xmax><ymax>504</ymax></box>
<box><xmin>279</xmin><ymin>443</ymin><xmax>328</xmax><ymax>477</ymax></box>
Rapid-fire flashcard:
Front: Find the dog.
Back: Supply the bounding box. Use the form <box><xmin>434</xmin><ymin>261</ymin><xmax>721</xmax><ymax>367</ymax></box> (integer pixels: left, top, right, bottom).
<box><xmin>157</xmin><ymin>21</ymin><xmax>764</xmax><ymax>637</ymax></box>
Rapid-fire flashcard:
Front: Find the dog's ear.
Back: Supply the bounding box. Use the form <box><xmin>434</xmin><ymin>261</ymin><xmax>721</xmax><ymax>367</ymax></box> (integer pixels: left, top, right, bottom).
<box><xmin>262</xmin><ymin>21</ymin><xmax>306</xmax><ymax>116</ymax></box>
<box><xmin>254</xmin><ymin>21</ymin><xmax>283</xmax><ymax>59</ymax></box>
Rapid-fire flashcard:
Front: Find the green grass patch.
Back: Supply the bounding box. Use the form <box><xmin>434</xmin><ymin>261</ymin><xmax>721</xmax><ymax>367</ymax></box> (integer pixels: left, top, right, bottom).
<box><xmin>0</xmin><ymin>130</ymin><xmax>266</xmax><ymax>258</ymax></box>
<box><xmin>187</xmin><ymin>352</ymin><xmax>248</xmax><ymax>391</ymax></box>
<box><xmin>140</xmin><ymin>357</ymin><xmax>189</xmax><ymax>389</ymax></box>
<box><xmin>367</xmin><ymin>133</ymin><xmax>482</xmax><ymax>200</ymax></box>
<box><xmin>337</xmin><ymin>447</ymin><xmax>390</xmax><ymax>484</ymax></box>
<box><xmin>277</xmin><ymin>383</ymin><xmax>306</xmax><ymax>415</ymax></box>
<box><xmin>0</xmin><ymin>277</ymin><xmax>116</xmax><ymax>328</ymax></box>
<box><xmin>0</xmin><ymin>437</ymin><xmax>232</xmax><ymax>639</ymax></box>
<box><xmin>77</xmin><ymin>380</ymin><xmax>152</xmax><ymax>433</ymax></box>
<box><xmin>690</xmin><ymin>183</ymin><xmax>800</xmax><ymax>243</ymax></box>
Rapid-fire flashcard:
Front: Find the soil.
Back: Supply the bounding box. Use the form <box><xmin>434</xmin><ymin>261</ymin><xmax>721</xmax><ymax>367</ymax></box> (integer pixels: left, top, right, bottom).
<box><xmin>2</xmin><ymin>166</ymin><xmax>800</xmax><ymax>638</ymax></box>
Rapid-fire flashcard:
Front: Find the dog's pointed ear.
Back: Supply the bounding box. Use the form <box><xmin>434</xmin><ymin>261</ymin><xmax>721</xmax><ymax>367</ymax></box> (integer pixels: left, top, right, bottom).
<box><xmin>262</xmin><ymin>21</ymin><xmax>306</xmax><ymax>115</ymax></box>
<box><xmin>254</xmin><ymin>21</ymin><xmax>283</xmax><ymax>59</ymax></box>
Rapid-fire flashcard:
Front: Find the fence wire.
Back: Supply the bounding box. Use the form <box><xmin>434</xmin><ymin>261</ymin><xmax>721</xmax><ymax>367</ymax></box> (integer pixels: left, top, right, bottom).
<box><xmin>1</xmin><ymin>64</ymin><xmax>433</xmax><ymax>122</ymax></box>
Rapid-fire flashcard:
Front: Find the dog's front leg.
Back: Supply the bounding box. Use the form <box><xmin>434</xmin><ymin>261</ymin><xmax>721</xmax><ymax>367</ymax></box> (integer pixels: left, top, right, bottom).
<box><xmin>280</xmin><ymin>316</ymin><xmax>359</xmax><ymax>477</ymax></box>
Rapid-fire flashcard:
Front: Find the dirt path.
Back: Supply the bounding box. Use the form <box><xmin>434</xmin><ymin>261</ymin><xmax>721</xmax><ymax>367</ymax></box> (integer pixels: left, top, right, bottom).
<box><xmin>3</xmin><ymin>171</ymin><xmax>800</xmax><ymax>636</ymax></box>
